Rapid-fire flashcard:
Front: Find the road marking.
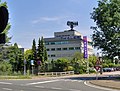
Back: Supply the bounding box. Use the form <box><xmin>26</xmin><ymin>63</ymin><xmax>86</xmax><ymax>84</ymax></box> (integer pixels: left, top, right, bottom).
<box><xmin>0</xmin><ymin>82</ymin><xmax>12</xmax><ymax>85</ymax></box>
<box><xmin>26</xmin><ymin>79</ymin><xmax>59</xmax><ymax>85</ymax></box>
<box><xmin>35</xmin><ymin>86</ymin><xmax>45</xmax><ymax>88</ymax></box>
<box><xmin>2</xmin><ymin>88</ymin><xmax>12</xmax><ymax>91</ymax></box>
<box><xmin>69</xmin><ymin>89</ymin><xmax>81</xmax><ymax>91</ymax></box>
<box><xmin>61</xmin><ymin>79</ymin><xmax>83</xmax><ymax>82</ymax></box>
<box><xmin>84</xmin><ymin>81</ymin><xmax>120</xmax><ymax>91</ymax></box>
<box><xmin>51</xmin><ymin>87</ymin><xmax>62</xmax><ymax>90</ymax></box>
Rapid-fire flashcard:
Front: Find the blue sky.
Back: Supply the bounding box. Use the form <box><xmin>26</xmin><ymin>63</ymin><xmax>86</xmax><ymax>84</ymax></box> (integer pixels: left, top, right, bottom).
<box><xmin>2</xmin><ymin>0</ymin><xmax>98</xmax><ymax>49</ymax></box>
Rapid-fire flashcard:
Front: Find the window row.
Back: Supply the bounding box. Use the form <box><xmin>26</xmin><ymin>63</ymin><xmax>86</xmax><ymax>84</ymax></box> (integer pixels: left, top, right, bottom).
<box><xmin>45</xmin><ymin>41</ymin><xmax>68</xmax><ymax>45</ymax></box>
<box><xmin>47</xmin><ymin>47</ymin><xmax>80</xmax><ymax>51</ymax></box>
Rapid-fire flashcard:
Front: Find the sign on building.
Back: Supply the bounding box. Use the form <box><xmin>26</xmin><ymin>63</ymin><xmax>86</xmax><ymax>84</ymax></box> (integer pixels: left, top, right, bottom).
<box><xmin>83</xmin><ymin>36</ymin><xmax>88</xmax><ymax>59</ymax></box>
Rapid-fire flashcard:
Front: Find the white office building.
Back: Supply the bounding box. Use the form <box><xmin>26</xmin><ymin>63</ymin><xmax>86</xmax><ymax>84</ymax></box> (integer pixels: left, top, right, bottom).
<box><xmin>44</xmin><ymin>30</ymin><xmax>93</xmax><ymax>60</ymax></box>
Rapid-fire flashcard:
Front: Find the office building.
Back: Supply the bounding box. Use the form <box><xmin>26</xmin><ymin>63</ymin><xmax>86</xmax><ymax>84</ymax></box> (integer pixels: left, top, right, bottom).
<box><xmin>44</xmin><ymin>30</ymin><xmax>93</xmax><ymax>60</ymax></box>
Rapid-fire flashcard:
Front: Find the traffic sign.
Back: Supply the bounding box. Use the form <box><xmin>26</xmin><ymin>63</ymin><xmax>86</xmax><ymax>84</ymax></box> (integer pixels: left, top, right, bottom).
<box><xmin>0</xmin><ymin>6</ymin><xmax>8</xmax><ymax>33</ymax></box>
<box><xmin>95</xmin><ymin>66</ymin><xmax>100</xmax><ymax>71</ymax></box>
<box><xmin>31</xmin><ymin>60</ymin><xmax>34</xmax><ymax>65</ymax></box>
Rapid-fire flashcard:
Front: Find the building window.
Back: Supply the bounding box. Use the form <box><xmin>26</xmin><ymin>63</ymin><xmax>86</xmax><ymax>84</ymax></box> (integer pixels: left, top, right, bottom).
<box><xmin>45</xmin><ymin>42</ymin><xmax>49</xmax><ymax>45</ymax></box>
<box><xmin>51</xmin><ymin>42</ymin><xmax>55</xmax><ymax>45</ymax></box>
<box><xmin>56</xmin><ymin>48</ymin><xmax>61</xmax><ymax>51</ymax></box>
<box><xmin>51</xmin><ymin>55</ymin><xmax>55</xmax><ymax>57</ymax></box>
<box><xmin>69</xmin><ymin>47</ymin><xmax>74</xmax><ymax>50</ymax></box>
<box><xmin>48</xmin><ymin>55</ymin><xmax>50</xmax><ymax>57</ymax></box>
<box><xmin>47</xmin><ymin>49</ymin><xmax>50</xmax><ymax>51</ymax></box>
<box><xmin>75</xmin><ymin>47</ymin><xmax>80</xmax><ymax>50</ymax></box>
<box><xmin>62</xmin><ymin>48</ymin><xmax>67</xmax><ymax>50</ymax></box>
<box><xmin>51</xmin><ymin>48</ymin><xmax>55</xmax><ymax>51</ymax></box>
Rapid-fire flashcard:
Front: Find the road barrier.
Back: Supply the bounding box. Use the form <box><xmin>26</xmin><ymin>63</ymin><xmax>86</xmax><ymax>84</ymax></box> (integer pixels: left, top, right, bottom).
<box><xmin>38</xmin><ymin>71</ymin><xmax>74</xmax><ymax>76</ymax></box>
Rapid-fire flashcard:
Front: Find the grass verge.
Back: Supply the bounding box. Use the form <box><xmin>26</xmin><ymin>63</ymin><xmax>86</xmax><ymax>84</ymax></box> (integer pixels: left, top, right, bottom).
<box><xmin>0</xmin><ymin>75</ymin><xmax>32</xmax><ymax>79</ymax></box>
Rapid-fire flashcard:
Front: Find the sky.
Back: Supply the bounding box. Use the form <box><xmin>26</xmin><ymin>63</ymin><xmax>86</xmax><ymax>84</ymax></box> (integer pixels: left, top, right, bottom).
<box><xmin>2</xmin><ymin>0</ymin><xmax>98</xmax><ymax>49</ymax></box>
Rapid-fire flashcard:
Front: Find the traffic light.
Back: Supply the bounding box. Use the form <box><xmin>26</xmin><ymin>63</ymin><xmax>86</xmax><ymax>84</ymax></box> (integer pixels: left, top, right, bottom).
<box><xmin>0</xmin><ymin>6</ymin><xmax>9</xmax><ymax>44</ymax></box>
<box><xmin>0</xmin><ymin>33</ymin><xmax>5</xmax><ymax>44</ymax></box>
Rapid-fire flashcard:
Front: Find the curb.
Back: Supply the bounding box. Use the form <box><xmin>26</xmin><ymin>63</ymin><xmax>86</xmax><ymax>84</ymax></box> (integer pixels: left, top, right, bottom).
<box><xmin>89</xmin><ymin>80</ymin><xmax>120</xmax><ymax>90</ymax></box>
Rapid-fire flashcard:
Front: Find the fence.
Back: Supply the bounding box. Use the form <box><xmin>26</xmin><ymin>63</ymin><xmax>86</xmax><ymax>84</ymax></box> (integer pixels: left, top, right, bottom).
<box><xmin>38</xmin><ymin>71</ymin><xmax>74</xmax><ymax>76</ymax></box>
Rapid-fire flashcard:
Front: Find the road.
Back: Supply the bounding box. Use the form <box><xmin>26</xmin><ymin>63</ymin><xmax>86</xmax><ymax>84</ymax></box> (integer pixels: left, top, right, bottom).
<box><xmin>0</xmin><ymin>72</ymin><xmax>119</xmax><ymax>91</ymax></box>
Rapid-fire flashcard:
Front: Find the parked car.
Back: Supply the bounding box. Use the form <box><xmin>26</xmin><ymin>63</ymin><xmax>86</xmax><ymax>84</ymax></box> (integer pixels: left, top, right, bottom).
<box><xmin>103</xmin><ymin>68</ymin><xmax>114</xmax><ymax>72</ymax></box>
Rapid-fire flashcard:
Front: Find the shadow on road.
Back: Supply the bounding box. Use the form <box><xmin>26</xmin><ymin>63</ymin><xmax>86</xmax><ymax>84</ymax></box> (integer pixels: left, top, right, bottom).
<box><xmin>64</xmin><ymin>75</ymin><xmax>120</xmax><ymax>81</ymax></box>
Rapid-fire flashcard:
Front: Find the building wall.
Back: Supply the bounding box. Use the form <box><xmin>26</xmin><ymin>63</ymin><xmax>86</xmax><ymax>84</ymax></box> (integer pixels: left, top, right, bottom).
<box><xmin>44</xmin><ymin>30</ymin><xmax>93</xmax><ymax>60</ymax></box>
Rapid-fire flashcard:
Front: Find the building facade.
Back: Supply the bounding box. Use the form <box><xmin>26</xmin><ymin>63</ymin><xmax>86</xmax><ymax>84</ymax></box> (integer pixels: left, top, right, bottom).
<box><xmin>44</xmin><ymin>30</ymin><xmax>93</xmax><ymax>60</ymax></box>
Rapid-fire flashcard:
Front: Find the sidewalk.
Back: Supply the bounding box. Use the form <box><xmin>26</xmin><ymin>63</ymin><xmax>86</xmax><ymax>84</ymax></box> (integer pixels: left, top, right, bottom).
<box><xmin>89</xmin><ymin>80</ymin><xmax>120</xmax><ymax>90</ymax></box>
<box><xmin>89</xmin><ymin>71</ymin><xmax>120</xmax><ymax>90</ymax></box>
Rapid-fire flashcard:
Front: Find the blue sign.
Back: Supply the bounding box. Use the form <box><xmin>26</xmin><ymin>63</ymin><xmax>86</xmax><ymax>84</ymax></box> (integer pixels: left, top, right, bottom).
<box><xmin>83</xmin><ymin>36</ymin><xmax>88</xmax><ymax>59</ymax></box>
<box><xmin>31</xmin><ymin>60</ymin><xmax>34</xmax><ymax>65</ymax></box>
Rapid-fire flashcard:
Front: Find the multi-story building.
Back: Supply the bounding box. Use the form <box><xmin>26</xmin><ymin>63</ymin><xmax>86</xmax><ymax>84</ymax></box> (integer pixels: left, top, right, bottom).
<box><xmin>44</xmin><ymin>30</ymin><xmax>93</xmax><ymax>60</ymax></box>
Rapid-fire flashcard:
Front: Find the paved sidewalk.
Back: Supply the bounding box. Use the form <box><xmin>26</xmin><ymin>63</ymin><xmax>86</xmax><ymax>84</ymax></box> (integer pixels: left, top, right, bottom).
<box><xmin>89</xmin><ymin>71</ymin><xmax>120</xmax><ymax>90</ymax></box>
<box><xmin>89</xmin><ymin>80</ymin><xmax>120</xmax><ymax>90</ymax></box>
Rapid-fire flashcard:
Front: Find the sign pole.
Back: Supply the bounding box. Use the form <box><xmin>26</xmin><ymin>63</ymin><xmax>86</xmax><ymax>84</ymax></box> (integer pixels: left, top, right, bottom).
<box><xmin>24</xmin><ymin>59</ymin><xmax>26</xmax><ymax>75</ymax></box>
<box><xmin>31</xmin><ymin>60</ymin><xmax>34</xmax><ymax>75</ymax></box>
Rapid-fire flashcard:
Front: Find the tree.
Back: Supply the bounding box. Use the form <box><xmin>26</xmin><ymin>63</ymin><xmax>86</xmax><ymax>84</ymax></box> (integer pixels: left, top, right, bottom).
<box><xmin>88</xmin><ymin>55</ymin><xmax>97</xmax><ymax>67</ymax></box>
<box><xmin>37</xmin><ymin>37</ymin><xmax>48</xmax><ymax>72</ymax></box>
<box><xmin>71</xmin><ymin>52</ymin><xmax>86</xmax><ymax>74</ymax></box>
<box><xmin>24</xmin><ymin>49</ymin><xmax>32</xmax><ymax>71</ymax></box>
<box><xmin>8</xmin><ymin>43</ymin><xmax>24</xmax><ymax>72</ymax></box>
<box><xmin>91</xmin><ymin>0</ymin><xmax>120</xmax><ymax>59</ymax></box>
<box><xmin>32</xmin><ymin>39</ymin><xmax>37</xmax><ymax>62</ymax></box>
<box><xmin>53</xmin><ymin>58</ymin><xmax>69</xmax><ymax>72</ymax></box>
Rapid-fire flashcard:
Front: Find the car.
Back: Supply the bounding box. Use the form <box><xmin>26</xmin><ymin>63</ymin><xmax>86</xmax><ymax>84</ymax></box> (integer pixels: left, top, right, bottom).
<box><xmin>103</xmin><ymin>68</ymin><xmax>114</xmax><ymax>72</ymax></box>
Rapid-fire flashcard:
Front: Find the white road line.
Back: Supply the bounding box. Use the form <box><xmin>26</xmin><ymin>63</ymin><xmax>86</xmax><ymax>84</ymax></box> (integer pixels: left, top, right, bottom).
<box><xmin>26</xmin><ymin>79</ymin><xmax>59</xmax><ymax>85</ymax></box>
<box><xmin>35</xmin><ymin>86</ymin><xmax>45</xmax><ymax>88</ymax></box>
<box><xmin>84</xmin><ymin>81</ymin><xmax>120</xmax><ymax>91</ymax></box>
<box><xmin>51</xmin><ymin>87</ymin><xmax>62</xmax><ymax>90</ymax></box>
<box><xmin>69</xmin><ymin>89</ymin><xmax>81</xmax><ymax>91</ymax></box>
<box><xmin>0</xmin><ymin>82</ymin><xmax>12</xmax><ymax>85</ymax></box>
<box><xmin>2</xmin><ymin>88</ymin><xmax>12</xmax><ymax>91</ymax></box>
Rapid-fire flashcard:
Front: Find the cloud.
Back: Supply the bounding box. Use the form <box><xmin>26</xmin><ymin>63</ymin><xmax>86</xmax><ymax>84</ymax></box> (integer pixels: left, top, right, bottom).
<box><xmin>32</xmin><ymin>16</ymin><xmax>62</xmax><ymax>24</ymax></box>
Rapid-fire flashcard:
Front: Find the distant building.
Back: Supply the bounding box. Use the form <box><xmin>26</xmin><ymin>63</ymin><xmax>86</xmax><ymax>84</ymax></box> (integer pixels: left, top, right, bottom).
<box><xmin>44</xmin><ymin>30</ymin><xmax>93</xmax><ymax>60</ymax></box>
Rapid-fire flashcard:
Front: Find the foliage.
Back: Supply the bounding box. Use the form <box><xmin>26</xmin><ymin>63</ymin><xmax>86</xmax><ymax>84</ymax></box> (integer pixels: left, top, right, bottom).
<box><xmin>32</xmin><ymin>39</ymin><xmax>37</xmax><ymax>61</ymax></box>
<box><xmin>24</xmin><ymin>49</ymin><xmax>32</xmax><ymax>71</ymax></box>
<box><xmin>91</xmin><ymin>0</ymin><xmax>120</xmax><ymax>59</ymax></box>
<box><xmin>51</xmin><ymin>58</ymin><xmax>69</xmax><ymax>72</ymax></box>
<box><xmin>8</xmin><ymin>43</ymin><xmax>24</xmax><ymax>73</ymax></box>
<box><xmin>88</xmin><ymin>55</ymin><xmax>97</xmax><ymax>67</ymax></box>
<box><xmin>70</xmin><ymin>52</ymin><xmax>86</xmax><ymax>74</ymax></box>
<box><xmin>0</xmin><ymin>61</ymin><xmax>12</xmax><ymax>75</ymax></box>
<box><xmin>0</xmin><ymin>76</ymin><xmax>31</xmax><ymax>79</ymax></box>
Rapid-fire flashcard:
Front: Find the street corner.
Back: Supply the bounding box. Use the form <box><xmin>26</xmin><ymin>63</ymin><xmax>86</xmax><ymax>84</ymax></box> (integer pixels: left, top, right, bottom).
<box><xmin>88</xmin><ymin>80</ymin><xmax>120</xmax><ymax>90</ymax></box>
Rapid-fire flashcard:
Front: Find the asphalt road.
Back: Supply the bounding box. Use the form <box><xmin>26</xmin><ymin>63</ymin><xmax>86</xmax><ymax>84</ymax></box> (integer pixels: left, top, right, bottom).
<box><xmin>0</xmin><ymin>77</ymin><xmax>119</xmax><ymax>91</ymax></box>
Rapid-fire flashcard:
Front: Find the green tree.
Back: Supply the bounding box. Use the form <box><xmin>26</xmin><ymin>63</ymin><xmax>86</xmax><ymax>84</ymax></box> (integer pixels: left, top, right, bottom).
<box><xmin>71</xmin><ymin>52</ymin><xmax>86</xmax><ymax>74</ymax></box>
<box><xmin>53</xmin><ymin>58</ymin><xmax>69</xmax><ymax>72</ymax></box>
<box><xmin>88</xmin><ymin>55</ymin><xmax>97</xmax><ymax>67</ymax></box>
<box><xmin>37</xmin><ymin>37</ymin><xmax>48</xmax><ymax>72</ymax></box>
<box><xmin>32</xmin><ymin>39</ymin><xmax>37</xmax><ymax>63</ymax></box>
<box><xmin>8</xmin><ymin>43</ymin><xmax>24</xmax><ymax>73</ymax></box>
<box><xmin>24</xmin><ymin>49</ymin><xmax>32</xmax><ymax>71</ymax></box>
<box><xmin>0</xmin><ymin>61</ymin><xmax>12</xmax><ymax>75</ymax></box>
<box><xmin>91</xmin><ymin>0</ymin><xmax>120</xmax><ymax>59</ymax></box>
<box><xmin>40</xmin><ymin>36</ymin><xmax>44</xmax><ymax>63</ymax></box>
